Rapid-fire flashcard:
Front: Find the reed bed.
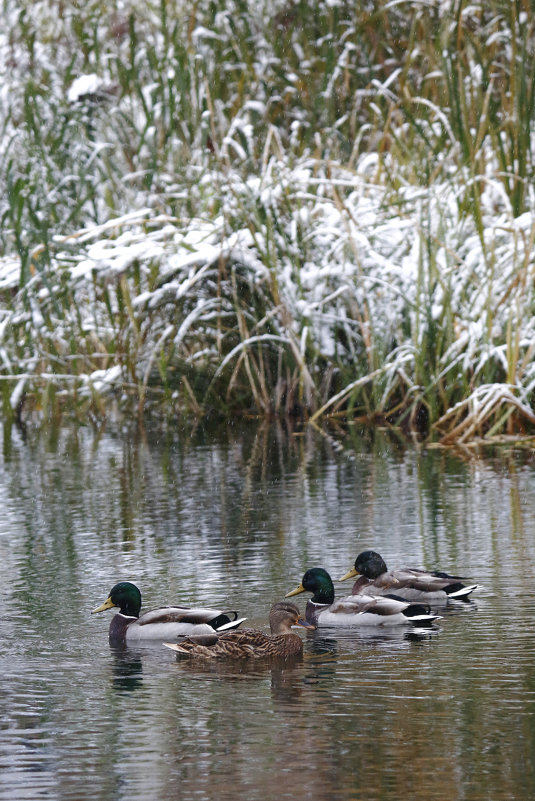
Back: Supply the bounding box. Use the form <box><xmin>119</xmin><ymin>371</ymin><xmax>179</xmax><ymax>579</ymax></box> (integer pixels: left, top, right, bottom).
<box><xmin>1</xmin><ymin>0</ymin><xmax>535</xmax><ymax>442</ymax></box>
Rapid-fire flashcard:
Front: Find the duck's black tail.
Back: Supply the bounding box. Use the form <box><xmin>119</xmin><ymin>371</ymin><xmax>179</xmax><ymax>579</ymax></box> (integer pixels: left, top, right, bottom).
<box><xmin>211</xmin><ymin>612</ymin><xmax>247</xmax><ymax>631</ymax></box>
<box><xmin>385</xmin><ymin>595</ymin><xmax>440</xmax><ymax>626</ymax></box>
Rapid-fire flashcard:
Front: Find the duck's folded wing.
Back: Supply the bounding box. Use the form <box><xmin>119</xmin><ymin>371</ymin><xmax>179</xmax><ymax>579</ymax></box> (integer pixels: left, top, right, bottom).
<box><xmin>367</xmin><ymin>571</ymin><xmax>403</xmax><ymax>591</ymax></box>
<box><xmin>216</xmin><ymin>629</ymin><xmax>267</xmax><ymax>646</ymax></box>
<box><xmin>330</xmin><ymin>594</ymin><xmax>409</xmax><ymax>616</ymax></box>
<box><xmin>391</xmin><ymin>568</ymin><xmax>466</xmax><ymax>593</ymax></box>
<box><xmin>163</xmin><ymin>641</ymin><xmax>218</xmax><ymax>657</ymax></box>
<box><xmin>178</xmin><ymin>633</ymin><xmax>221</xmax><ymax>646</ymax></box>
<box><xmin>163</xmin><ymin>633</ymin><xmax>260</xmax><ymax>658</ymax></box>
<box><xmin>138</xmin><ymin>606</ymin><xmax>244</xmax><ymax>628</ymax></box>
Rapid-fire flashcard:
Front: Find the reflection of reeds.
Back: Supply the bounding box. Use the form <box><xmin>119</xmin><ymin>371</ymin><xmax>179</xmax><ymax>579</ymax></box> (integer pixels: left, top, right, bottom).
<box><xmin>1</xmin><ymin>2</ymin><xmax>535</xmax><ymax>441</ymax></box>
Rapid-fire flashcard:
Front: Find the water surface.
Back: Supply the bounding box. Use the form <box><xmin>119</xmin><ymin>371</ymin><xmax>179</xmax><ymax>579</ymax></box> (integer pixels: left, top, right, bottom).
<box><xmin>1</xmin><ymin>421</ymin><xmax>535</xmax><ymax>801</ymax></box>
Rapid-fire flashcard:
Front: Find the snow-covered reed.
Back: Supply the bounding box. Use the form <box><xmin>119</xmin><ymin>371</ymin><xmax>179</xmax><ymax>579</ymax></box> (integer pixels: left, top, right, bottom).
<box><xmin>0</xmin><ymin>0</ymin><xmax>534</xmax><ymax>441</ymax></box>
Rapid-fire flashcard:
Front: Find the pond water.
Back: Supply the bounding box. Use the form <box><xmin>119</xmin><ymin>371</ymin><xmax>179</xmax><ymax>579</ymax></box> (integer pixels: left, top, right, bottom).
<box><xmin>1</xmin><ymin>420</ymin><xmax>535</xmax><ymax>801</ymax></box>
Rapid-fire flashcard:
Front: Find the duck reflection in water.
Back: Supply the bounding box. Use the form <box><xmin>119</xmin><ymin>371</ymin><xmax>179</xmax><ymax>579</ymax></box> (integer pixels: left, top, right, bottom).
<box><xmin>307</xmin><ymin>623</ymin><xmax>438</xmax><ymax>654</ymax></box>
<box><xmin>110</xmin><ymin>646</ymin><xmax>144</xmax><ymax>692</ymax></box>
<box><xmin>174</xmin><ymin>656</ymin><xmax>309</xmax><ymax>705</ymax></box>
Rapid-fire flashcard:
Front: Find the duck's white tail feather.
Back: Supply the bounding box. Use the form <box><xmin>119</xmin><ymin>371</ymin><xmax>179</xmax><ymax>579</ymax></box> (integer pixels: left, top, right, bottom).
<box><xmin>215</xmin><ymin>617</ymin><xmax>247</xmax><ymax>631</ymax></box>
<box><xmin>408</xmin><ymin>614</ymin><xmax>442</xmax><ymax>625</ymax></box>
<box><xmin>448</xmin><ymin>584</ymin><xmax>479</xmax><ymax>599</ymax></box>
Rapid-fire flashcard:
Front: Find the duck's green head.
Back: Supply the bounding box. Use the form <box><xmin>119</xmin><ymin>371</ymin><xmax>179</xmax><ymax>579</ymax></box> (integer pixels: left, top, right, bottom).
<box><xmin>91</xmin><ymin>582</ymin><xmax>142</xmax><ymax>618</ymax></box>
<box><xmin>356</xmin><ymin>551</ymin><xmax>388</xmax><ymax>579</ymax></box>
<box><xmin>285</xmin><ymin>568</ymin><xmax>335</xmax><ymax>605</ymax></box>
<box><xmin>340</xmin><ymin>550</ymin><xmax>388</xmax><ymax>582</ymax></box>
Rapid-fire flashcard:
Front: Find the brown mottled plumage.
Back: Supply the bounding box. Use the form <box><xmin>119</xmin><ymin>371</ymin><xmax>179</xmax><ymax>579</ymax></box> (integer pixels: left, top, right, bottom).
<box><xmin>163</xmin><ymin>602</ymin><xmax>315</xmax><ymax>659</ymax></box>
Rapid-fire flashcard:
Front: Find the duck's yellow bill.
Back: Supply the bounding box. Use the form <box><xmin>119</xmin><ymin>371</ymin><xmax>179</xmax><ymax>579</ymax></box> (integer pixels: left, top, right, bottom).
<box><xmin>285</xmin><ymin>583</ymin><xmax>305</xmax><ymax>598</ymax></box>
<box><xmin>339</xmin><ymin>567</ymin><xmax>359</xmax><ymax>582</ymax></box>
<box><xmin>91</xmin><ymin>596</ymin><xmax>115</xmax><ymax>614</ymax></box>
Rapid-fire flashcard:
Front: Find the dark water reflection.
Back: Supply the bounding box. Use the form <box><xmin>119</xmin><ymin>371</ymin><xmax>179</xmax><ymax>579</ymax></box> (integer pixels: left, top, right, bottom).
<box><xmin>1</xmin><ymin>421</ymin><xmax>535</xmax><ymax>800</ymax></box>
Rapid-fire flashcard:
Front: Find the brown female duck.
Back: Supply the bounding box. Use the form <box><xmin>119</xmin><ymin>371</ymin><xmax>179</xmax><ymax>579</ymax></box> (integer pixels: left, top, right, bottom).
<box><xmin>163</xmin><ymin>601</ymin><xmax>315</xmax><ymax>659</ymax></box>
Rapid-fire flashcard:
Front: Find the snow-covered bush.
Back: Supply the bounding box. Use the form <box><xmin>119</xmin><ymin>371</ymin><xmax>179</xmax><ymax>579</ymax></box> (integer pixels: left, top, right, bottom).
<box><xmin>1</xmin><ymin>1</ymin><xmax>535</xmax><ymax>440</ymax></box>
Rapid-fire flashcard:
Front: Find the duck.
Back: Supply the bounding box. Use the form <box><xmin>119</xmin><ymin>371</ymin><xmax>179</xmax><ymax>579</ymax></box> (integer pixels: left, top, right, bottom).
<box><xmin>163</xmin><ymin>601</ymin><xmax>315</xmax><ymax>659</ymax></box>
<box><xmin>91</xmin><ymin>581</ymin><xmax>246</xmax><ymax>645</ymax></box>
<box><xmin>285</xmin><ymin>567</ymin><xmax>440</xmax><ymax>627</ymax></box>
<box><xmin>339</xmin><ymin>550</ymin><xmax>478</xmax><ymax>602</ymax></box>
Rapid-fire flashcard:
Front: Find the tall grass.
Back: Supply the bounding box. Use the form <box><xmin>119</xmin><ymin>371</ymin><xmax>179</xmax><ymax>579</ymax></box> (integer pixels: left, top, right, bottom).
<box><xmin>1</xmin><ymin>0</ymin><xmax>535</xmax><ymax>441</ymax></box>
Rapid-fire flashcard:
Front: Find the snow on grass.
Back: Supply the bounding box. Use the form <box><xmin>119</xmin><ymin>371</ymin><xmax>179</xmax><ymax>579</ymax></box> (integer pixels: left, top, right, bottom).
<box><xmin>0</xmin><ymin>147</ymin><xmax>533</xmax><ymax>438</ymax></box>
<box><xmin>0</xmin><ymin>0</ymin><xmax>534</xmax><ymax>439</ymax></box>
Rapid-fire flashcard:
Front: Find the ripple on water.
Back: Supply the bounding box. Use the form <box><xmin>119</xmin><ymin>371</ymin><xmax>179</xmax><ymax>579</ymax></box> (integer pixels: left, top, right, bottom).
<box><xmin>2</xmin><ymin>425</ymin><xmax>535</xmax><ymax>801</ymax></box>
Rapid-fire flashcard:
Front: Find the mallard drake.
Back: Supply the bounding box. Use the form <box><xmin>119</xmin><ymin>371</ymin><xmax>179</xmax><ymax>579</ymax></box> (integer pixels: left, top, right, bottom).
<box><xmin>163</xmin><ymin>601</ymin><xmax>315</xmax><ymax>659</ymax></box>
<box><xmin>91</xmin><ymin>581</ymin><xmax>246</xmax><ymax>645</ymax></box>
<box><xmin>339</xmin><ymin>550</ymin><xmax>478</xmax><ymax>601</ymax></box>
<box><xmin>286</xmin><ymin>568</ymin><xmax>440</xmax><ymax>627</ymax></box>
